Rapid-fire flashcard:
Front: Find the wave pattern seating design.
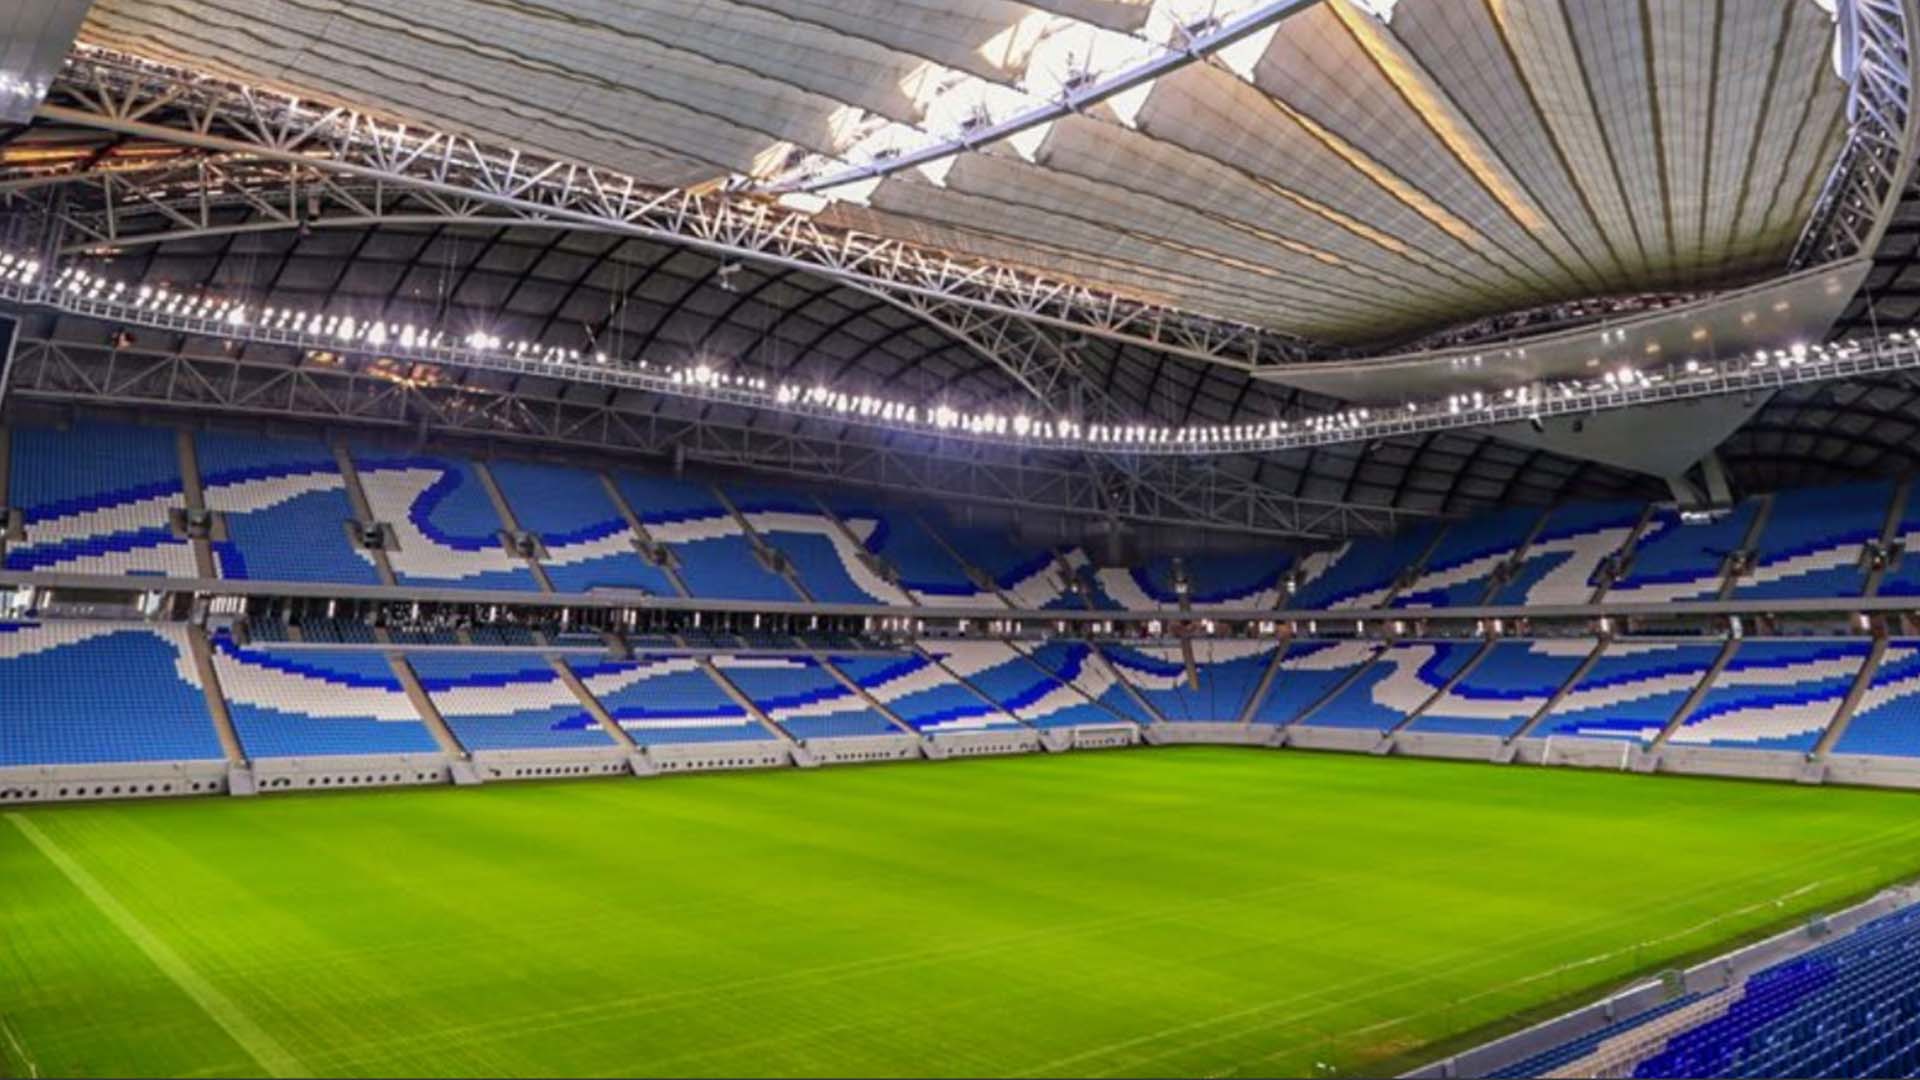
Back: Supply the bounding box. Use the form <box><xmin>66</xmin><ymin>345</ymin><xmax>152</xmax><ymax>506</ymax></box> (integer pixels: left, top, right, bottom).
<box><xmin>570</xmin><ymin>656</ymin><xmax>769</xmax><ymax>745</ymax></box>
<box><xmin>211</xmin><ymin>639</ymin><xmax>443</xmax><ymax>758</ymax></box>
<box><xmin>4</xmin><ymin>421</ymin><xmax>197</xmax><ymax>577</ymax></box>
<box><xmin>919</xmin><ymin>640</ymin><xmax>1093</xmax><ymax>729</ymax></box>
<box><xmin>933</xmin><ymin>516</ymin><xmax>1066</xmax><ymax>608</ymax></box>
<box><xmin>721</xmin><ymin>485</ymin><xmax>909</xmax><ymax>605</ymax></box>
<box><xmin>487</xmin><ymin>460</ymin><xmax>675</xmax><ymax>595</ymax></box>
<box><xmin>615</xmin><ymin>472</ymin><xmax>795</xmax><ymax>602</ymax></box>
<box><xmin>710</xmin><ymin>654</ymin><xmax>897</xmax><ymax>739</ymax></box>
<box><xmin>1669</xmin><ymin>640</ymin><xmax>1868</xmax><ymax>752</ymax></box>
<box><xmin>822</xmin><ymin>497</ymin><xmax>1003</xmax><ymax>608</ymax></box>
<box><xmin>0</xmin><ymin>622</ymin><xmax>224</xmax><ymax>765</ymax></box>
<box><xmin>1014</xmin><ymin>641</ymin><xmax>1147</xmax><ymax>726</ymax></box>
<box><xmin>408</xmin><ymin>653</ymin><xmax>615</xmax><ymax>752</ymax></box>
<box><xmin>1492</xmin><ymin>501</ymin><xmax>1643</xmax><ymax>606</ymax></box>
<box><xmin>1607</xmin><ymin>501</ymin><xmax>1760</xmax><ymax>603</ymax></box>
<box><xmin>1248</xmin><ymin>640</ymin><xmax>1385</xmax><ymax>725</ymax></box>
<box><xmin>1102</xmin><ymin>640</ymin><xmax>1277</xmax><ymax>723</ymax></box>
<box><xmin>1045</xmin><ymin>548</ymin><xmax>1114</xmax><ymax>611</ymax></box>
<box><xmin>1094</xmin><ymin>552</ymin><xmax>1290</xmax><ymax>612</ymax></box>
<box><xmin>1732</xmin><ymin>483</ymin><xmax>1892</xmax><ymax>601</ymax></box>
<box><xmin>1410</xmin><ymin>639</ymin><xmax>1596</xmax><ymax>737</ymax></box>
<box><xmin>831</xmin><ymin>650</ymin><xmax>1018</xmax><ymax>732</ymax></box>
<box><xmin>1302</xmin><ymin>640</ymin><xmax>1477</xmax><ymax>731</ymax></box>
<box><xmin>353</xmin><ymin>452</ymin><xmax>536</xmax><ymax>591</ymax></box>
<box><xmin>1288</xmin><ymin>521</ymin><xmax>1447</xmax><ymax>610</ymax></box>
<box><xmin>1832</xmin><ymin>642</ymin><xmax>1920</xmax><ymax>758</ymax></box>
<box><xmin>1393</xmin><ymin>507</ymin><xmax>1544</xmax><ymax>609</ymax></box>
<box><xmin>1628</xmin><ymin>904</ymin><xmax>1920</xmax><ymax>1079</ymax></box>
<box><xmin>197</xmin><ymin>431</ymin><xmax>379</xmax><ymax>585</ymax></box>
<box><xmin>1879</xmin><ymin>492</ymin><xmax>1920</xmax><ymax>597</ymax></box>
<box><xmin>1535</xmin><ymin>641</ymin><xmax>1722</xmax><ymax>743</ymax></box>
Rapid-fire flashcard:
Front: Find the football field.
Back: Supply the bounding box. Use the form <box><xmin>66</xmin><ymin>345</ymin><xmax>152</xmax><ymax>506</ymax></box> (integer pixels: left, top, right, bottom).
<box><xmin>5</xmin><ymin>747</ymin><xmax>1920</xmax><ymax>1078</ymax></box>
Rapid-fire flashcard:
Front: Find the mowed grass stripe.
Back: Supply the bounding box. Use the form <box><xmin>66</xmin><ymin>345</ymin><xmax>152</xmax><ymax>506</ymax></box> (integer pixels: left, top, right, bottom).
<box><xmin>6</xmin><ymin>749</ymin><xmax>1920</xmax><ymax>1078</ymax></box>
<box><xmin>5</xmin><ymin>814</ymin><xmax>307</xmax><ymax>1078</ymax></box>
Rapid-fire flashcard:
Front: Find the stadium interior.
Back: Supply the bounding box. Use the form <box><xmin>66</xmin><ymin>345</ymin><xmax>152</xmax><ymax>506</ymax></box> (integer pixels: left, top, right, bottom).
<box><xmin>8</xmin><ymin>0</ymin><xmax>1920</xmax><ymax>1077</ymax></box>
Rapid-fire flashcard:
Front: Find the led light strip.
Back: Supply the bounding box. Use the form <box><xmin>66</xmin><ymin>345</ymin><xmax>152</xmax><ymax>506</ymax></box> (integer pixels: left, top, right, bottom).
<box><xmin>0</xmin><ymin>250</ymin><xmax>1902</xmax><ymax>456</ymax></box>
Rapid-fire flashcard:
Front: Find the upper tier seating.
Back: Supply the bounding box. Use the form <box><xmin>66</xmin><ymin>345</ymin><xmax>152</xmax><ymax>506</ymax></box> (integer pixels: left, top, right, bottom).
<box><xmin>198</xmin><ymin>431</ymin><xmax>379</xmax><ymax>585</ymax></box>
<box><xmin>710</xmin><ymin>654</ymin><xmax>898</xmax><ymax>739</ymax></box>
<box><xmin>487</xmin><ymin>460</ymin><xmax>676</xmax><ymax>595</ymax></box>
<box><xmin>212</xmin><ymin>638</ymin><xmax>442</xmax><ymax>758</ymax></box>
<box><xmin>1247</xmin><ymin>640</ymin><xmax>1384</xmax><ymax>725</ymax></box>
<box><xmin>614</xmin><ymin>472</ymin><xmax>795</xmax><ymax>602</ymax></box>
<box><xmin>352</xmin><ymin>451</ymin><xmax>537</xmax><ymax>591</ymax></box>
<box><xmin>1491</xmin><ymin>501</ymin><xmax>1643</xmax><ymax>606</ymax></box>
<box><xmin>821</xmin><ymin>497</ymin><xmax>1003</xmax><ymax>608</ymax></box>
<box><xmin>918</xmin><ymin>640</ymin><xmax>1092</xmax><ymax>729</ymax></box>
<box><xmin>721</xmin><ymin>485</ymin><xmax>909</xmax><ymax>605</ymax></box>
<box><xmin>1731</xmin><ymin>483</ymin><xmax>1892</xmax><ymax>601</ymax></box>
<box><xmin>1534</xmin><ymin>641</ymin><xmax>1722</xmax><ymax>743</ymax></box>
<box><xmin>1393</xmin><ymin>507</ymin><xmax>1544</xmax><ymax>609</ymax></box>
<box><xmin>1668</xmin><ymin>640</ymin><xmax>1868</xmax><ymax>752</ymax></box>
<box><xmin>408</xmin><ymin>653</ymin><xmax>615</xmax><ymax>752</ymax></box>
<box><xmin>567</xmin><ymin>655</ymin><xmax>770</xmax><ymax>745</ymax></box>
<box><xmin>1042</xmin><ymin>548</ymin><xmax>1110</xmax><ymax>611</ymax></box>
<box><xmin>1289</xmin><ymin>521</ymin><xmax>1448</xmax><ymax>610</ymax></box>
<box><xmin>829</xmin><ymin>648</ymin><xmax>1021</xmax><ymax>732</ymax></box>
<box><xmin>1302</xmin><ymin>640</ymin><xmax>1478</xmax><ymax>731</ymax></box>
<box><xmin>0</xmin><ymin>621</ymin><xmax>224</xmax><ymax>765</ymax></box>
<box><xmin>934</xmin><ymin>516</ymin><xmax>1067</xmax><ymax>608</ymax></box>
<box><xmin>1093</xmin><ymin>551</ymin><xmax>1290</xmax><ymax>612</ymax></box>
<box><xmin>1101</xmin><ymin>640</ymin><xmax>1277</xmax><ymax>723</ymax></box>
<box><xmin>1628</xmin><ymin>903</ymin><xmax>1920</xmax><ymax>1079</ymax></box>
<box><xmin>1832</xmin><ymin>641</ymin><xmax>1920</xmax><ymax>758</ymax></box>
<box><xmin>1013</xmin><ymin>641</ymin><xmax>1150</xmax><ymax>726</ymax></box>
<box><xmin>1409</xmin><ymin>639</ymin><xmax>1596</xmax><ymax>737</ymax></box>
<box><xmin>1878</xmin><ymin>489</ymin><xmax>1920</xmax><ymax>597</ymax></box>
<box><xmin>1606</xmin><ymin>501</ymin><xmax>1760</xmax><ymax>603</ymax></box>
<box><xmin>5</xmin><ymin>421</ymin><xmax>197</xmax><ymax>577</ymax></box>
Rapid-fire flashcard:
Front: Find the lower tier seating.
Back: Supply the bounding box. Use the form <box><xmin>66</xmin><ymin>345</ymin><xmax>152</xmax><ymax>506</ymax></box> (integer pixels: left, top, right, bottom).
<box><xmin>1668</xmin><ymin>640</ymin><xmax>1869</xmax><ymax>753</ymax></box>
<box><xmin>0</xmin><ymin>621</ymin><xmax>225</xmax><ymax>765</ymax></box>
<box><xmin>211</xmin><ymin>638</ymin><xmax>442</xmax><ymax>758</ymax></box>
<box><xmin>939</xmin><ymin>640</ymin><xmax>1109</xmax><ymax>729</ymax></box>
<box><xmin>1533</xmin><ymin>641</ymin><xmax>1723</xmax><ymax>743</ymax></box>
<box><xmin>408</xmin><ymin>653</ymin><xmax>615</xmax><ymax>752</ymax></box>
<box><xmin>829</xmin><ymin>650</ymin><xmax>1019</xmax><ymax>732</ymax></box>
<box><xmin>566</xmin><ymin>656</ymin><xmax>771</xmax><ymax>745</ymax></box>
<box><xmin>1101</xmin><ymin>641</ymin><xmax>1277</xmax><ymax>723</ymax></box>
<box><xmin>1409</xmin><ymin>639</ymin><xmax>1596</xmax><ymax>738</ymax></box>
<box><xmin>710</xmin><ymin>654</ymin><xmax>899</xmax><ymax>739</ymax></box>
<box><xmin>1834</xmin><ymin>641</ymin><xmax>1920</xmax><ymax>758</ymax></box>
<box><xmin>1302</xmin><ymin>640</ymin><xmax>1478</xmax><ymax>731</ymax></box>
<box><xmin>1012</xmin><ymin>641</ymin><xmax>1147</xmax><ymax>727</ymax></box>
<box><xmin>1247</xmin><ymin>640</ymin><xmax>1384</xmax><ymax>725</ymax></box>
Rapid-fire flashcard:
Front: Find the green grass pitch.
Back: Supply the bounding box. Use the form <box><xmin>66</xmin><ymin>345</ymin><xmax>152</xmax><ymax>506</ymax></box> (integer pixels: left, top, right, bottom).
<box><xmin>5</xmin><ymin>748</ymin><xmax>1920</xmax><ymax>1079</ymax></box>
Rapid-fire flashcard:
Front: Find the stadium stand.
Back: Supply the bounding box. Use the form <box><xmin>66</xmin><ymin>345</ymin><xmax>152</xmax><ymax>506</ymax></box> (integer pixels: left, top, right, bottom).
<box><xmin>567</xmin><ymin>655</ymin><xmax>772</xmax><ymax>745</ymax></box>
<box><xmin>820</xmin><ymin>496</ymin><xmax>1003</xmax><ymax>608</ymax></box>
<box><xmin>210</xmin><ymin>637</ymin><xmax>443</xmax><ymax>758</ymax></box>
<box><xmin>1606</xmin><ymin>502</ymin><xmax>1760</xmax><ymax>603</ymax></box>
<box><xmin>1013</xmin><ymin>641</ymin><xmax>1150</xmax><ymax>726</ymax></box>
<box><xmin>1533</xmin><ymin>641</ymin><xmax>1723</xmax><ymax>743</ymax></box>
<box><xmin>1092</xmin><ymin>551</ymin><xmax>1290</xmax><ymax>612</ymax></box>
<box><xmin>1832</xmin><ymin>642</ymin><xmax>1920</xmax><ymax>757</ymax></box>
<box><xmin>1410</xmin><ymin>639</ymin><xmax>1596</xmax><ymax>737</ymax></box>
<box><xmin>829</xmin><ymin>648</ymin><xmax>1021</xmax><ymax>732</ymax></box>
<box><xmin>1101</xmin><ymin>640</ymin><xmax>1276</xmax><ymax>723</ymax></box>
<box><xmin>4</xmin><ymin>421</ymin><xmax>197</xmax><ymax>577</ymax></box>
<box><xmin>1302</xmin><ymin>640</ymin><xmax>1478</xmax><ymax>731</ymax></box>
<box><xmin>1668</xmin><ymin>640</ymin><xmax>1869</xmax><ymax>752</ymax></box>
<box><xmin>1288</xmin><ymin>521</ymin><xmax>1447</xmax><ymax>610</ymax></box>
<box><xmin>946</xmin><ymin>639</ymin><xmax>1116</xmax><ymax>729</ymax></box>
<box><xmin>721</xmin><ymin>485</ymin><xmax>910</xmax><ymax>605</ymax></box>
<box><xmin>1492</xmin><ymin>501</ymin><xmax>1643</xmax><ymax>606</ymax></box>
<box><xmin>0</xmin><ymin>621</ymin><xmax>224</xmax><ymax>765</ymax></box>
<box><xmin>352</xmin><ymin>451</ymin><xmax>537</xmax><ymax>591</ymax></box>
<box><xmin>487</xmin><ymin>460</ymin><xmax>676</xmax><ymax>595</ymax></box>
<box><xmin>614</xmin><ymin>472</ymin><xmax>796</xmax><ymax>602</ymax></box>
<box><xmin>1247</xmin><ymin>640</ymin><xmax>1385</xmax><ymax>725</ymax></box>
<box><xmin>709</xmin><ymin>654</ymin><xmax>898</xmax><ymax>739</ymax></box>
<box><xmin>1879</xmin><ymin>492</ymin><xmax>1920</xmax><ymax>598</ymax></box>
<box><xmin>1732</xmin><ymin>483</ymin><xmax>1892</xmax><ymax>601</ymax></box>
<box><xmin>1392</xmin><ymin>507</ymin><xmax>1542</xmax><ymax>609</ymax></box>
<box><xmin>934</xmin><ymin>517</ymin><xmax>1061</xmax><ymax>608</ymax></box>
<box><xmin>197</xmin><ymin>431</ymin><xmax>379</xmax><ymax>585</ymax></box>
<box><xmin>408</xmin><ymin>653</ymin><xmax>615</xmax><ymax>752</ymax></box>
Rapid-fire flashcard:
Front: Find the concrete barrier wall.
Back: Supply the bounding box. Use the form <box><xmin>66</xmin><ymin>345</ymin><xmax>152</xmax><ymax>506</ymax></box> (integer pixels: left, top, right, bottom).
<box><xmin>1537</xmin><ymin>736</ymin><xmax>1639</xmax><ymax>769</ymax></box>
<box><xmin>645</xmin><ymin>740</ymin><xmax>791</xmax><ymax>774</ymax></box>
<box><xmin>1392</xmin><ymin>732</ymin><xmax>1503</xmax><ymax>761</ymax></box>
<box><xmin>1656</xmin><ymin>745</ymin><xmax>1806</xmax><ymax>782</ymax></box>
<box><xmin>804</xmin><ymin>734</ymin><xmax>923</xmax><ymax>766</ymax></box>
<box><xmin>0</xmin><ymin>759</ymin><xmax>231</xmax><ymax>804</ymax></box>
<box><xmin>1286</xmin><ymin>725</ymin><xmax>1382</xmax><ymax>753</ymax></box>
<box><xmin>1149</xmin><ymin>722</ymin><xmax>1267</xmax><ymax>746</ymax></box>
<box><xmin>1824</xmin><ymin>754</ymin><xmax>1920</xmax><ymax>790</ymax></box>
<box><xmin>251</xmin><ymin>753</ymin><xmax>454</xmax><ymax>794</ymax></box>
<box><xmin>471</xmin><ymin>747</ymin><xmax>632</xmax><ymax>783</ymax></box>
<box><xmin>928</xmin><ymin>729</ymin><xmax>1041</xmax><ymax>759</ymax></box>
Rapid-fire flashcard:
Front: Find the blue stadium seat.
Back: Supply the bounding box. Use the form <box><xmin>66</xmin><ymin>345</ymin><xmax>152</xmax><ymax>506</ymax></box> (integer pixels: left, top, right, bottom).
<box><xmin>1608</xmin><ymin>501</ymin><xmax>1759</xmax><ymax>603</ymax></box>
<box><xmin>0</xmin><ymin>622</ymin><xmax>224</xmax><ymax>765</ymax></box>
<box><xmin>722</xmin><ymin>485</ymin><xmax>908</xmax><ymax>605</ymax></box>
<box><xmin>211</xmin><ymin>637</ymin><xmax>442</xmax><ymax>758</ymax></box>
<box><xmin>1669</xmin><ymin>640</ymin><xmax>1868</xmax><ymax>752</ymax></box>
<box><xmin>197</xmin><ymin>431</ymin><xmax>379</xmax><ymax>585</ymax></box>
<box><xmin>1410</xmin><ymin>639</ymin><xmax>1594</xmax><ymax>737</ymax></box>
<box><xmin>1393</xmin><ymin>507</ymin><xmax>1544</xmax><ymax>609</ymax></box>
<box><xmin>711</xmin><ymin>654</ymin><xmax>898</xmax><ymax>739</ymax></box>
<box><xmin>1289</xmin><ymin>521</ymin><xmax>1447</xmax><ymax>610</ymax></box>
<box><xmin>1535</xmin><ymin>641</ymin><xmax>1721</xmax><ymax>743</ymax></box>
<box><xmin>1833</xmin><ymin>641</ymin><xmax>1920</xmax><ymax>758</ymax></box>
<box><xmin>1302</xmin><ymin>640</ymin><xmax>1477</xmax><ymax>731</ymax></box>
<box><xmin>5</xmin><ymin>421</ymin><xmax>197</xmax><ymax>577</ymax></box>
<box><xmin>1733</xmin><ymin>483</ymin><xmax>1891</xmax><ymax>601</ymax></box>
<box><xmin>1101</xmin><ymin>641</ymin><xmax>1276</xmax><ymax>723</ymax></box>
<box><xmin>820</xmin><ymin>496</ymin><xmax>1002</xmax><ymax>608</ymax></box>
<box><xmin>409</xmin><ymin>653</ymin><xmax>615</xmax><ymax>752</ymax></box>
<box><xmin>830</xmin><ymin>651</ymin><xmax>1019</xmax><ymax>732</ymax></box>
<box><xmin>569</xmin><ymin>656</ymin><xmax>771</xmax><ymax>745</ymax></box>
<box><xmin>1493</xmin><ymin>501</ymin><xmax>1643</xmax><ymax>606</ymax></box>
<box><xmin>489</xmin><ymin>460</ymin><xmax>677</xmax><ymax>595</ymax></box>
<box><xmin>615</xmin><ymin>472</ymin><xmax>796</xmax><ymax>602</ymax></box>
<box><xmin>1016</xmin><ymin>641</ymin><xmax>1148</xmax><ymax>726</ymax></box>
<box><xmin>1247</xmin><ymin>640</ymin><xmax>1384</xmax><ymax>725</ymax></box>
<box><xmin>918</xmin><ymin>640</ymin><xmax>1098</xmax><ymax>729</ymax></box>
<box><xmin>352</xmin><ymin>451</ymin><xmax>537</xmax><ymax>591</ymax></box>
<box><xmin>1093</xmin><ymin>551</ymin><xmax>1290</xmax><ymax>612</ymax></box>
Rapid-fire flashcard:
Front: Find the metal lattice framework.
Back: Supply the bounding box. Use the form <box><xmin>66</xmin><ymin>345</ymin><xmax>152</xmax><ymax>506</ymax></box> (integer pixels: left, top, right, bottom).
<box><xmin>28</xmin><ymin>47</ymin><xmax>1318</xmax><ymax>376</ymax></box>
<box><xmin>2</xmin><ymin>335</ymin><xmax>1430</xmax><ymax>540</ymax></box>
<box><xmin>1793</xmin><ymin>0</ymin><xmax>1920</xmax><ymax>269</ymax></box>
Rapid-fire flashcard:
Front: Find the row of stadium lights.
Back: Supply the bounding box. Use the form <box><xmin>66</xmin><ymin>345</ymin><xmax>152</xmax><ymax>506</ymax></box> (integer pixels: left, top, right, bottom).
<box><xmin>3</xmin><ymin>254</ymin><xmax>1864</xmax><ymax>451</ymax></box>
